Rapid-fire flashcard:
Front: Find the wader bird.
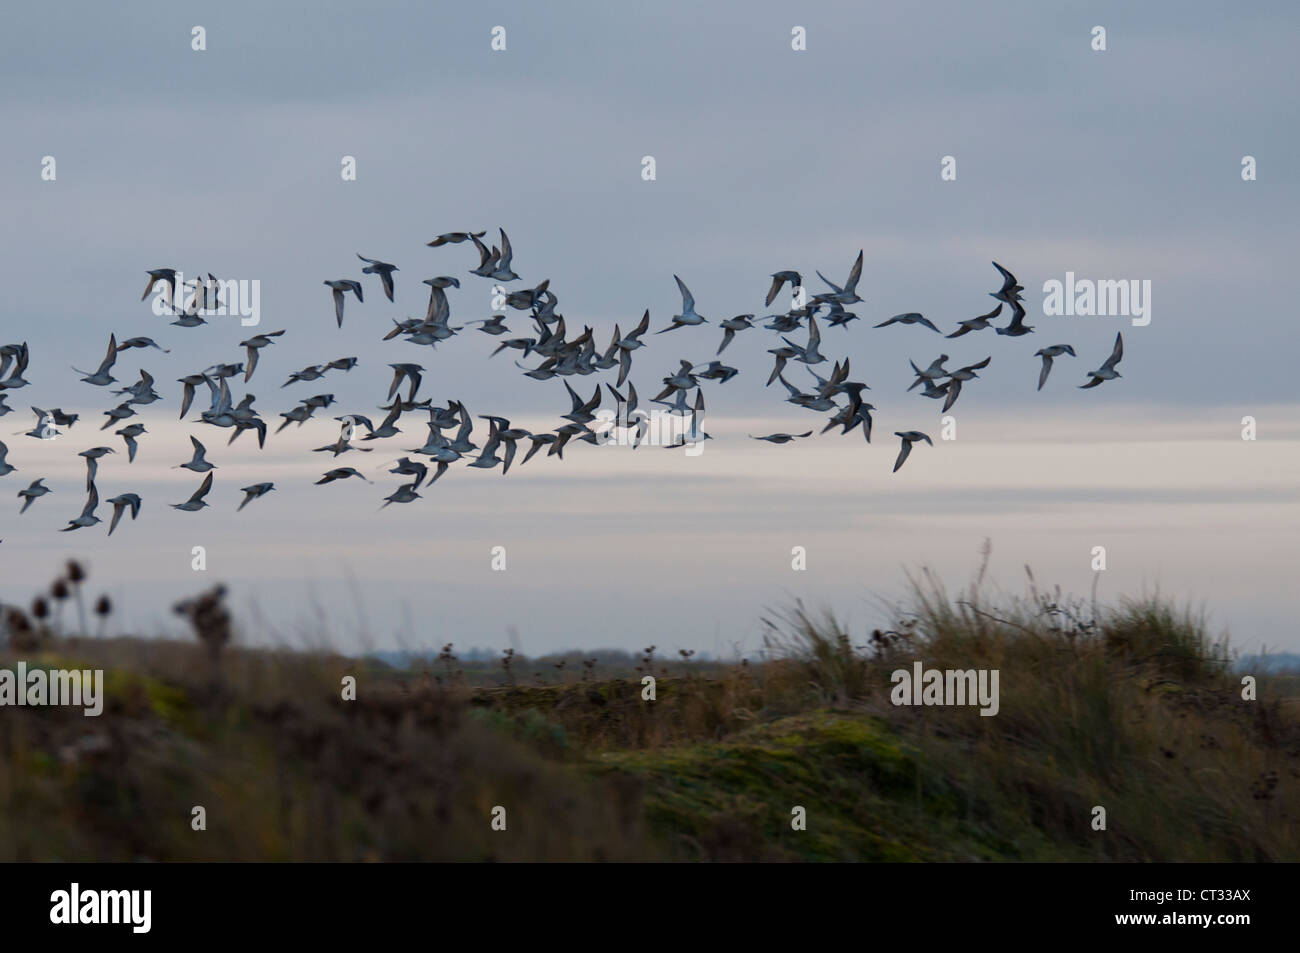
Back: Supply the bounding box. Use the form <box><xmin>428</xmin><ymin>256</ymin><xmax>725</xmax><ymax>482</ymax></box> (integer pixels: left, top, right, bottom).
<box><xmin>1080</xmin><ymin>333</ymin><xmax>1123</xmax><ymax>389</ymax></box>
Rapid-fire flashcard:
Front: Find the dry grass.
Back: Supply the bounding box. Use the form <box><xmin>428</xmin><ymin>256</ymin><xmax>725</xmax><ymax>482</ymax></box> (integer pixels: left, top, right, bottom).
<box><xmin>1</xmin><ymin>553</ymin><xmax>1295</xmax><ymax>861</ymax></box>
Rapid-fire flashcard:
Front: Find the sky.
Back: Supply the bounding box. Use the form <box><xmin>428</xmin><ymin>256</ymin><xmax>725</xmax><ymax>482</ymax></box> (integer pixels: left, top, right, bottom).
<box><xmin>1</xmin><ymin>1</ymin><xmax>1297</xmax><ymax>657</ymax></box>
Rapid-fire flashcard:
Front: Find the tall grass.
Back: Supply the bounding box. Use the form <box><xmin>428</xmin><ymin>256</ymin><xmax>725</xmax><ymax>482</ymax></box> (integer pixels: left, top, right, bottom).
<box><xmin>1</xmin><ymin>553</ymin><xmax>1294</xmax><ymax>861</ymax></box>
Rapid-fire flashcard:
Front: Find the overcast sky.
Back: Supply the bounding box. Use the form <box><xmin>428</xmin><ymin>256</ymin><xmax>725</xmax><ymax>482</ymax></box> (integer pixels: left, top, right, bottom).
<box><xmin>1</xmin><ymin>1</ymin><xmax>1297</xmax><ymax>658</ymax></box>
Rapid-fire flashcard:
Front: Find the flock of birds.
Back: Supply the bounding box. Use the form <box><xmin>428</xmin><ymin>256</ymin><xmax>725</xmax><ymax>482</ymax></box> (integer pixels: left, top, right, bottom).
<box><xmin>0</xmin><ymin>229</ymin><xmax>1127</xmax><ymax>536</ymax></box>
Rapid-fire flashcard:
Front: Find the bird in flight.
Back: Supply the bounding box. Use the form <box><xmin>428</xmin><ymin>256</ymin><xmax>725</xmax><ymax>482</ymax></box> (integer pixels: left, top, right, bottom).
<box><xmin>78</xmin><ymin>447</ymin><xmax>113</xmax><ymax>490</ymax></box>
<box><xmin>1079</xmin><ymin>333</ymin><xmax>1123</xmax><ymax>389</ymax></box>
<box><xmin>107</xmin><ymin>492</ymin><xmax>142</xmax><ymax>536</ymax></box>
<box><xmin>73</xmin><ymin>334</ymin><xmax>120</xmax><ymax>386</ymax></box>
<box><xmin>171</xmin><ymin>472</ymin><xmax>214</xmax><ymax>512</ymax></box>
<box><xmin>947</xmin><ymin>304</ymin><xmax>1002</xmax><ymax>338</ymax></box>
<box><xmin>765</xmin><ymin>271</ymin><xmax>802</xmax><ymax>307</ymax></box>
<box><xmin>176</xmin><ymin>436</ymin><xmax>216</xmax><ymax>473</ymax></box>
<box><xmin>875</xmin><ymin>312</ymin><xmax>940</xmax><ymax>333</ymax></box>
<box><xmin>323</xmin><ymin>279</ymin><xmax>364</xmax><ymax>328</ymax></box>
<box><xmin>893</xmin><ymin>431</ymin><xmax>933</xmax><ymax>472</ymax></box>
<box><xmin>357</xmin><ymin>254</ymin><xmax>398</xmax><ymax>302</ymax></box>
<box><xmin>1034</xmin><ymin>344</ymin><xmax>1076</xmax><ymax>390</ymax></box>
<box><xmin>61</xmin><ymin>483</ymin><xmax>102</xmax><ymax>531</ymax></box>
<box><xmin>17</xmin><ymin>478</ymin><xmax>51</xmax><ymax>514</ymax></box>
<box><xmin>813</xmin><ymin>251</ymin><xmax>864</xmax><ymax>306</ymax></box>
<box><xmin>316</xmin><ymin>467</ymin><xmax>372</xmax><ymax>485</ymax></box>
<box><xmin>240</xmin><ymin>330</ymin><xmax>285</xmax><ymax>382</ymax></box>
<box><xmin>237</xmin><ymin>482</ymin><xmax>276</xmax><ymax>511</ymax></box>
<box><xmin>141</xmin><ymin>268</ymin><xmax>178</xmax><ymax>305</ymax></box>
<box><xmin>115</xmin><ymin>423</ymin><xmax>147</xmax><ymax>462</ymax></box>
<box><xmin>658</xmin><ymin>276</ymin><xmax>708</xmax><ymax>333</ymax></box>
<box><xmin>427</xmin><ymin>230</ymin><xmax>485</xmax><ymax>247</ymax></box>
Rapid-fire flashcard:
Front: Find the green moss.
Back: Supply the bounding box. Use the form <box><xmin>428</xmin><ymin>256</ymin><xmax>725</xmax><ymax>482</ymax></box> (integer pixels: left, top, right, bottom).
<box><xmin>589</xmin><ymin>711</ymin><xmax>1017</xmax><ymax>861</ymax></box>
<box><xmin>470</xmin><ymin>705</ymin><xmax>569</xmax><ymax>752</ymax></box>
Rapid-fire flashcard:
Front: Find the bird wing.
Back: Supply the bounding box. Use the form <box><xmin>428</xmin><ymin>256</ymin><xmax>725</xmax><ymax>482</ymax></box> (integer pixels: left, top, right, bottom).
<box><xmin>893</xmin><ymin>441</ymin><xmax>912</xmax><ymax>472</ymax></box>
<box><xmin>674</xmin><ymin>275</ymin><xmax>694</xmax><ymax>313</ymax></box>
<box><xmin>97</xmin><ymin>334</ymin><xmax>119</xmax><ymax>373</ymax></box>
<box><xmin>332</xmin><ymin>288</ymin><xmax>345</xmax><ymax>327</ymax></box>
<box><xmin>843</xmin><ymin>250</ymin><xmax>864</xmax><ymax>293</ymax></box>
<box><xmin>815</xmin><ymin>269</ymin><xmax>843</xmax><ymax>293</ymax></box>
<box><xmin>191</xmin><ymin>472</ymin><xmax>214</xmax><ymax>503</ymax></box>
<box><xmin>1102</xmin><ymin>333</ymin><xmax>1124</xmax><ymax>371</ymax></box>
<box><xmin>632</xmin><ymin>310</ymin><xmax>650</xmax><ymax>338</ymax></box>
<box><xmin>765</xmin><ymin>275</ymin><xmax>783</xmax><ymax>307</ymax></box>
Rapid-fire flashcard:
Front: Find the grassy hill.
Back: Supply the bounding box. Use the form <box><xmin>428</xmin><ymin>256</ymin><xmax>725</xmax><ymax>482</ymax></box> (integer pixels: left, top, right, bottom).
<box><xmin>1</xmin><ymin>561</ymin><xmax>1295</xmax><ymax>861</ymax></box>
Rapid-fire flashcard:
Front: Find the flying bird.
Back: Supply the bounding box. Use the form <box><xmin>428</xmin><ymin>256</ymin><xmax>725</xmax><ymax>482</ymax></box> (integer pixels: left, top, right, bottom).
<box><xmin>893</xmin><ymin>431</ymin><xmax>933</xmax><ymax>472</ymax></box>
<box><xmin>100</xmin><ymin>402</ymin><xmax>137</xmax><ymax>429</ymax></box>
<box><xmin>141</xmin><ymin>268</ymin><xmax>178</xmax><ymax>304</ymax></box>
<box><xmin>426</xmin><ymin>230</ymin><xmax>485</xmax><ymax>247</ymax></box>
<box><xmin>1034</xmin><ymin>344</ymin><xmax>1077</xmax><ymax>390</ymax></box>
<box><xmin>947</xmin><ymin>304</ymin><xmax>1002</xmax><ymax>338</ymax></box>
<box><xmin>382</xmin><ymin>483</ymin><xmax>422</xmax><ymax>507</ymax></box>
<box><xmin>717</xmin><ymin>314</ymin><xmax>756</xmax><ymax>355</ymax></box>
<box><xmin>940</xmin><ymin>357</ymin><xmax>991</xmax><ymax>412</ymax></box>
<box><xmin>78</xmin><ymin>447</ymin><xmax>113</xmax><ymax>489</ymax></box>
<box><xmin>907</xmin><ymin>355</ymin><xmax>950</xmax><ymax>392</ymax></box>
<box><xmin>171</xmin><ymin>472</ymin><xmax>214</xmax><ymax>512</ymax></box>
<box><xmin>357</xmin><ymin>254</ymin><xmax>398</xmax><ymax>301</ymax></box>
<box><xmin>990</xmin><ymin>262</ymin><xmax>1024</xmax><ymax>305</ymax></box>
<box><xmin>995</xmin><ymin>300</ymin><xmax>1034</xmax><ymax>337</ymax></box>
<box><xmin>61</xmin><ymin>483</ymin><xmax>101</xmax><ymax>531</ymax></box>
<box><xmin>765</xmin><ymin>271</ymin><xmax>802</xmax><ymax>307</ymax></box>
<box><xmin>387</xmin><ymin>363</ymin><xmax>424</xmax><ymax>402</ymax></box>
<box><xmin>177</xmin><ymin>373</ymin><xmax>209</xmax><ymax>419</ymax></box>
<box><xmin>17</xmin><ymin>478</ymin><xmax>50</xmax><ymax>514</ymax></box>
<box><xmin>782</xmin><ymin>315</ymin><xmax>826</xmax><ymax>365</ymax></box>
<box><xmin>107</xmin><ymin>493</ymin><xmax>142</xmax><ymax>536</ymax></box>
<box><xmin>476</xmin><ymin>315</ymin><xmax>510</xmax><ymax>336</ymax></box>
<box><xmin>388</xmin><ymin>457</ymin><xmax>428</xmax><ymax>489</ymax></box>
<box><xmin>1079</xmin><ymin>333</ymin><xmax>1123</xmax><ymax>389</ymax></box>
<box><xmin>117</xmin><ymin>336</ymin><xmax>170</xmax><ymax>353</ymax></box>
<box><xmin>658</xmin><ymin>276</ymin><xmax>707</xmax><ymax>333</ymax></box>
<box><xmin>27</xmin><ymin>406</ymin><xmax>76</xmax><ymax>437</ymax></box>
<box><xmin>875</xmin><ymin>313</ymin><xmax>940</xmax><ymax>333</ymax></box>
<box><xmin>176</xmin><ymin>436</ymin><xmax>216</xmax><ymax>473</ymax></box>
<box><xmin>283</xmin><ymin>364</ymin><xmax>327</xmax><ymax>387</ymax></box>
<box><xmin>73</xmin><ymin>333</ymin><xmax>119</xmax><ymax>386</ymax></box>
<box><xmin>813</xmin><ymin>250</ymin><xmax>864</xmax><ymax>306</ymax></box>
<box><xmin>490</xmin><ymin>229</ymin><xmax>520</xmax><ymax>281</ymax></box>
<box><xmin>237</xmin><ymin>482</ymin><xmax>275</xmax><ymax>511</ymax></box>
<box><xmin>240</xmin><ymin>330</ymin><xmax>285</xmax><ymax>382</ymax></box>
<box><xmin>115</xmin><ymin>423</ymin><xmax>147</xmax><ymax>462</ymax></box>
<box><xmin>323</xmin><ymin>279</ymin><xmax>364</xmax><ymax>328</ymax></box>
<box><xmin>316</xmin><ymin>467</ymin><xmax>372</xmax><ymax>485</ymax></box>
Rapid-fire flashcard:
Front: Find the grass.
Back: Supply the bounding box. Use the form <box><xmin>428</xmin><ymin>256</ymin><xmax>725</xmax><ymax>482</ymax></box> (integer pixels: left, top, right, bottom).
<box><xmin>0</xmin><ymin>555</ymin><xmax>1295</xmax><ymax>861</ymax></box>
